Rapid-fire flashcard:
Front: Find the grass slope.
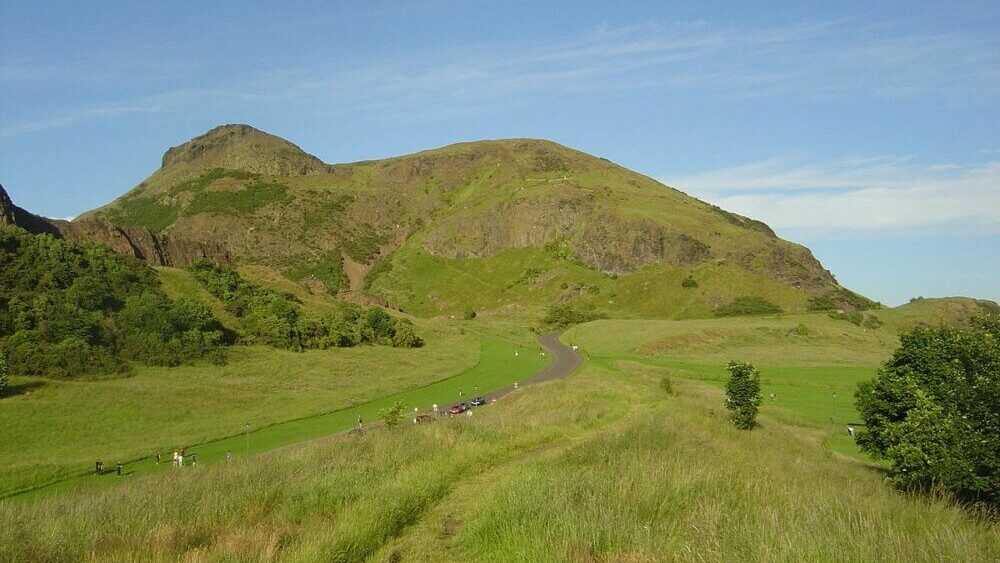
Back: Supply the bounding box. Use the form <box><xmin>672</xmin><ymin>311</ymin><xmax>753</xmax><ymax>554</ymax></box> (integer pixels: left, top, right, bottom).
<box><xmin>3</xmin><ymin>358</ymin><xmax>996</xmax><ymax>562</ymax></box>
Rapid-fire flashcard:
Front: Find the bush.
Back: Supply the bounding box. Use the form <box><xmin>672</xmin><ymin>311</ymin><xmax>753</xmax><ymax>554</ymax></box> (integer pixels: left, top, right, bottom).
<box><xmin>543</xmin><ymin>303</ymin><xmax>606</xmax><ymax>328</ymax></box>
<box><xmin>463</xmin><ymin>309</ymin><xmax>477</xmax><ymax>320</ymax></box>
<box><xmin>725</xmin><ymin>361</ymin><xmax>761</xmax><ymax>430</ymax></box>
<box><xmin>659</xmin><ymin>376</ymin><xmax>674</xmax><ymax>396</ymax></box>
<box><xmin>862</xmin><ymin>314</ymin><xmax>883</xmax><ymax>330</ymax></box>
<box><xmin>789</xmin><ymin>323</ymin><xmax>811</xmax><ymax>336</ymax></box>
<box><xmin>0</xmin><ymin>352</ymin><xmax>7</xmax><ymax>395</ymax></box>
<box><xmin>392</xmin><ymin>319</ymin><xmax>424</xmax><ymax>349</ymax></box>
<box><xmin>381</xmin><ymin>401</ymin><xmax>406</xmax><ymax>429</ymax></box>
<box><xmin>715</xmin><ymin>297</ymin><xmax>782</xmax><ymax>317</ymax></box>
<box><xmin>808</xmin><ymin>288</ymin><xmax>880</xmax><ymax>312</ymax></box>
<box><xmin>681</xmin><ymin>276</ymin><xmax>698</xmax><ymax>289</ymax></box>
<box><xmin>855</xmin><ymin>314</ymin><xmax>1000</xmax><ymax>505</ymax></box>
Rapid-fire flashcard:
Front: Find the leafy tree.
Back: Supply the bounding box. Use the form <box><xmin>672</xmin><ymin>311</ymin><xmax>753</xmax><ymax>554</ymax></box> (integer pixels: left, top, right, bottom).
<box><xmin>855</xmin><ymin>315</ymin><xmax>1000</xmax><ymax>505</ymax></box>
<box><xmin>0</xmin><ymin>226</ymin><xmax>224</xmax><ymax>378</ymax></box>
<box><xmin>381</xmin><ymin>401</ymin><xmax>405</xmax><ymax>429</ymax></box>
<box><xmin>725</xmin><ymin>361</ymin><xmax>762</xmax><ymax>430</ymax></box>
<box><xmin>543</xmin><ymin>303</ymin><xmax>606</xmax><ymax>328</ymax></box>
<box><xmin>391</xmin><ymin>319</ymin><xmax>424</xmax><ymax>348</ymax></box>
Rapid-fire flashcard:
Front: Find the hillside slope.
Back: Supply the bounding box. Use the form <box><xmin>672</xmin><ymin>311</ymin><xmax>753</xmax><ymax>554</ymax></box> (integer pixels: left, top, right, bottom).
<box><xmin>9</xmin><ymin>125</ymin><xmax>853</xmax><ymax>318</ymax></box>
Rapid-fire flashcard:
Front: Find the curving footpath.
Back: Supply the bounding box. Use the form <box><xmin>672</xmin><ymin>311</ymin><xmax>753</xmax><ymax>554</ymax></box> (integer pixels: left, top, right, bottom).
<box><xmin>485</xmin><ymin>332</ymin><xmax>583</xmax><ymax>401</ymax></box>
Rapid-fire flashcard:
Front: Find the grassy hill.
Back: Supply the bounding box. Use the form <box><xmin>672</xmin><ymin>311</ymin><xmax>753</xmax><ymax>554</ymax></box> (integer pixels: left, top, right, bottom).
<box><xmin>61</xmin><ymin>125</ymin><xmax>854</xmax><ymax>320</ymax></box>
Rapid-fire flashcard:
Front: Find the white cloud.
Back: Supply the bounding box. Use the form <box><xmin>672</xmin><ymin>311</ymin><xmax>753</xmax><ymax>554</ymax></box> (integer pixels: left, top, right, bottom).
<box><xmin>670</xmin><ymin>158</ymin><xmax>1000</xmax><ymax>233</ymax></box>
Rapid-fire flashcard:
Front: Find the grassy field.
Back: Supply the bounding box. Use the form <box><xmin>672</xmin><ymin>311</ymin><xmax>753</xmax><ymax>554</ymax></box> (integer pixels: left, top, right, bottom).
<box><xmin>0</xmin><ymin>318</ymin><xmax>546</xmax><ymax>500</ymax></box>
<box><xmin>2</xmin><ymin>355</ymin><xmax>996</xmax><ymax>562</ymax></box>
<box><xmin>563</xmin><ymin>314</ymin><xmax>898</xmax><ymax>458</ymax></box>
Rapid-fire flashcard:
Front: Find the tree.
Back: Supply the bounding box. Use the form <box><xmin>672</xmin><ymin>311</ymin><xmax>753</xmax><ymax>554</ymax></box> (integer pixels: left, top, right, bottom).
<box><xmin>381</xmin><ymin>401</ymin><xmax>405</xmax><ymax>429</ymax></box>
<box><xmin>0</xmin><ymin>352</ymin><xmax>8</xmax><ymax>396</ymax></box>
<box><xmin>725</xmin><ymin>361</ymin><xmax>761</xmax><ymax>430</ymax></box>
<box><xmin>855</xmin><ymin>314</ymin><xmax>1000</xmax><ymax>505</ymax></box>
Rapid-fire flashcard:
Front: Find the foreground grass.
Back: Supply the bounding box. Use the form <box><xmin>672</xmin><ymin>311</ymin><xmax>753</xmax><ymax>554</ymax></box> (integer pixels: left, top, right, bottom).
<box><xmin>0</xmin><ymin>321</ymin><xmax>543</xmax><ymax>498</ymax></box>
<box><xmin>2</xmin><ymin>360</ymin><xmax>996</xmax><ymax>562</ymax></box>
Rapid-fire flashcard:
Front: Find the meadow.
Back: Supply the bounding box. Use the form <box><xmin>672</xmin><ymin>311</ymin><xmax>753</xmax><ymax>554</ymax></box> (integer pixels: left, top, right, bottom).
<box><xmin>0</xmin><ymin>318</ymin><xmax>545</xmax><ymax>500</ymax></box>
<box><xmin>2</xmin><ymin>349</ymin><xmax>996</xmax><ymax>562</ymax></box>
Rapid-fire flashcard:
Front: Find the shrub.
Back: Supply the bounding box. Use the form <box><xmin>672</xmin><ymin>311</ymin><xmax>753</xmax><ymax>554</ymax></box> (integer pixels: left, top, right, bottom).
<box><xmin>715</xmin><ymin>297</ymin><xmax>782</xmax><ymax>317</ymax></box>
<box><xmin>543</xmin><ymin>303</ymin><xmax>606</xmax><ymax>328</ymax></box>
<box><xmin>0</xmin><ymin>352</ymin><xmax>7</xmax><ymax>395</ymax></box>
<box><xmin>392</xmin><ymin>319</ymin><xmax>424</xmax><ymax>348</ymax></box>
<box><xmin>681</xmin><ymin>276</ymin><xmax>698</xmax><ymax>289</ymax></box>
<box><xmin>659</xmin><ymin>376</ymin><xmax>674</xmax><ymax>396</ymax></box>
<box><xmin>463</xmin><ymin>309</ymin><xmax>477</xmax><ymax>320</ymax></box>
<box><xmin>808</xmin><ymin>288</ymin><xmax>880</xmax><ymax>312</ymax></box>
<box><xmin>381</xmin><ymin>401</ymin><xmax>406</xmax><ymax>430</ymax></box>
<box><xmin>862</xmin><ymin>315</ymin><xmax>883</xmax><ymax>330</ymax></box>
<box><xmin>725</xmin><ymin>361</ymin><xmax>761</xmax><ymax>430</ymax></box>
<box><xmin>855</xmin><ymin>314</ymin><xmax>1000</xmax><ymax>505</ymax></box>
<box><xmin>789</xmin><ymin>323</ymin><xmax>811</xmax><ymax>336</ymax></box>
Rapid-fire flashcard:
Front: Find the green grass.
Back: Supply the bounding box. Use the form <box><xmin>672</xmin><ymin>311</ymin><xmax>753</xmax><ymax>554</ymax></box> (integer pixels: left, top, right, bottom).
<box><xmin>2</xmin><ymin>359</ymin><xmax>996</xmax><ymax>562</ymax></box>
<box><xmin>0</xmin><ymin>319</ymin><xmax>546</xmax><ymax>499</ymax></box>
<box><xmin>186</xmin><ymin>179</ymin><xmax>292</xmax><ymax>216</ymax></box>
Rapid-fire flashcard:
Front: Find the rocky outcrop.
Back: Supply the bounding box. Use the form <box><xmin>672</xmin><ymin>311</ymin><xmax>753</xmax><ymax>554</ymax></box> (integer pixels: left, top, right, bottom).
<box><xmin>573</xmin><ymin>214</ymin><xmax>710</xmax><ymax>274</ymax></box>
<box><xmin>55</xmin><ymin>219</ymin><xmax>231</xmax><ymax>267</ymax></box>
<box><xmin>160</xmin><ymin>124</ymin><xmax>331</xmax><ymax>177</ymax></box>
<box><xmin>0</xmin><ymin>184</ymin><xmax>15</xmax><ymax>226</ymax></box>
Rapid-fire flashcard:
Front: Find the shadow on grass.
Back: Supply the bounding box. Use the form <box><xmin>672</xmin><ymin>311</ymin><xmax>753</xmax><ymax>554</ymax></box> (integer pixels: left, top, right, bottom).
<box><xmin>1</xmin><ymin>380</ymin><xmax>46</xmax><ymax>398</ymax></box>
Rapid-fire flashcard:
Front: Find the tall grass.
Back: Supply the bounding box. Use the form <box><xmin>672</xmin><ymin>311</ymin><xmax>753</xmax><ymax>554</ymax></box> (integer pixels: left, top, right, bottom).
<box><xmin>2</xmin><ymin>363</ymin><xmax>996</xmax><ymax>562</ymax></box>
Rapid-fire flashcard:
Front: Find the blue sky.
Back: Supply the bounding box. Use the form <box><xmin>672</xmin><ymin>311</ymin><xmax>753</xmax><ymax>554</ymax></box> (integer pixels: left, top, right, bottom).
<box><xmin>1</xmin><ymin>1</ymin><xmax>998</xmax><ymax>305</ymax></box>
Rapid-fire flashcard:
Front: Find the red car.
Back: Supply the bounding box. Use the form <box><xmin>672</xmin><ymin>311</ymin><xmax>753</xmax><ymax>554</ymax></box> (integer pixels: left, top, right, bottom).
<box><xmin>448</xmin><ymin>402</ymin><xmax>469</xmax><ymax>415</ymax></box>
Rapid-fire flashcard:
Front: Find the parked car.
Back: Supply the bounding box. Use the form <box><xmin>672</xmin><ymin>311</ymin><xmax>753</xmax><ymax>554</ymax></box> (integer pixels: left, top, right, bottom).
<box><xmin>448</xmin><ymin>402</ymin><xmax>469</xmax><ymax>415</ymax></box>
<box><xmin>470</xmin><ymin>396</ymin><xmax>487</xmax><ymax>406</ymax></box>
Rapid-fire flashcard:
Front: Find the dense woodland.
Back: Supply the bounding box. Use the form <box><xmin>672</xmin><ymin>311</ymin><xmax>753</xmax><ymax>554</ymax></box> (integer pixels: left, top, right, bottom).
<box><xmin>0</xmin><ymin>226</ymin><xmax>422</xmax><ymax>379</ymax></box>
<box><xmin>0</xmin><ymin>226</ymin><xmax>225</xmax><ymax>377</ymax></box>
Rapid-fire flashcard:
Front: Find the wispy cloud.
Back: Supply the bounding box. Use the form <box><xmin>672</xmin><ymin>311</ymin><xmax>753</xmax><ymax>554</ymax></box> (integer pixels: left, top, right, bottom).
<box><xmin>3</xmin><ymin>18</ymin><xmax>998</xmax><ymax>137</ymax></box>
<box><xmin>670</xmin><ymin>158</ymin><xmax>1000</xmax><ymax>233</ymax></box>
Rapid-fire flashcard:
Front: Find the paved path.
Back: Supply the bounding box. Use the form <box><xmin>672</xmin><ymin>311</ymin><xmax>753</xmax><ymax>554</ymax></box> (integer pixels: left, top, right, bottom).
<box><xmin>483</xmin><ymin>333</ymin><xmax>583</xmax><ymax>402</ymax></box>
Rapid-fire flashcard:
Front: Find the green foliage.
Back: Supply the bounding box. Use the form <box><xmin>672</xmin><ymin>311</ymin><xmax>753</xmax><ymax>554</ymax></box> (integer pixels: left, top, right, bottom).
<box><xmin>463</xmin><ymin>309</ymin><xmax>477</xmax><ymax>320</ymax></box>
<box><xmin>855</xmin><ymin>315</ymin><xmax>1000</xmax><ymax>505</ymax></box>
<box><xmin>681</xmin><ymin>275</ymin><xmax>699</xmax><ymax>289</ymax></box>
<box><xmin>789</xmin><ymin>323</ymin><xmax>811</xmax><ymax>336</ymax></box>
<box><xmin>106</xmin><ymin>195</ymin><xmax>179</xmax><ymax>233</ymax></box>
<box><xmin>543</xmin><ymin>303</ymin><xmax>606</xmax><ymax>328</ymax></box>
<box><xmin>862</xmin><ymin>315</ymin><xmax>883</xmax><ymax>330</ymax></box>
<box><xmin>363</xmin><ymin>257</ymin><xmax>394</xmax><ymax>291</ymax></box>
<box><xmin>0</xmin><ymin>226</ymin><xmax>224</xmax><ymax>378</ymax></box>
<box><xmin>189</xmin><ymin>260</ymin><xmax>422</xmax><ymax>350</ymax></box>
<box><xmin>286</xmin><ymin>253</ymin><xmax>348</xmax><ymax>295</ymax></box>
<box><xmin>185</xmin><ymin>179</ymin><xmax>292</xmax><ymax>216</ymax></box>
<box><xmin>380</xmin><ymin>401</ymin><xmax>406</xmax><ymax>429</ymax></box>
<box><xmin>725</xmin><ymin>361</ymin><xmax>762</xmax><ymax>430</ymax></box>
<box><xmin>659</xmin><ymin>376</ymin><xmax>674</xmax><ymax>396</ymax></box>
<box><xmin>0</xmin><ymin>352</ymin><xmax>8</xmax><ymax>396</ymax></box>
<box><xmin>808</xmin><ymin>288</ymin><xmax>880</xmax><ymax>312</ymax></box>
<box><xmin>715</xmin><ymin>297</ymin><xmax>782</xmax><ymax>317</ymax></box>
<box><xmin>342</xmin><ymin>227</ymin><xmax>387</xmax><ymax>264</ymax></box>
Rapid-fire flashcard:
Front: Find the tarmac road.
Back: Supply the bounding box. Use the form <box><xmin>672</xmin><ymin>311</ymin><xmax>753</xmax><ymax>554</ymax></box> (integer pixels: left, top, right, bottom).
<box><xmin>482</xmin><ymin>332</ymin><xmax>583</xmax><ymax>402</ymax></box>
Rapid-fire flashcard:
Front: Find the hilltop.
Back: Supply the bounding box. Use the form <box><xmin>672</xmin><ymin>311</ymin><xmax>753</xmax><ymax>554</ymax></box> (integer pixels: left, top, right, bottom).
<box><xmin>7</xmin><ymin>125</ymin><xmax>856</xmax><ymax>318</ymax></box>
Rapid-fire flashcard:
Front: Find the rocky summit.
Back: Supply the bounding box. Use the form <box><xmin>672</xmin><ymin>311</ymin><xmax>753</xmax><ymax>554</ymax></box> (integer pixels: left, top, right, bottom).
<box><xmin>4</xmin><ymin>125</ymin><xmax>858</xmax><ymax>318</ymax></box>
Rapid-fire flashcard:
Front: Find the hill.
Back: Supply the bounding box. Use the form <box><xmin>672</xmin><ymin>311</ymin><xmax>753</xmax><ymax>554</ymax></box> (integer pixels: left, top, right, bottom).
<box><xmin>7</xmin><ymin>124</ymin><xmax>861</xmax><ymax>319</ymax></box>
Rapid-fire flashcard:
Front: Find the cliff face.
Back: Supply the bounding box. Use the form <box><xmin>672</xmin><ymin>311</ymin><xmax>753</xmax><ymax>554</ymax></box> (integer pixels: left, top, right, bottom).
<box><xmin>0</xmin><ymin>185</ymin><xmax>229</xmax><ymax>267</ymax></box>
<box><xmin>55</xmin><ymin>220</ymin><xmax>231</xmax><ymax>267</ymax></box>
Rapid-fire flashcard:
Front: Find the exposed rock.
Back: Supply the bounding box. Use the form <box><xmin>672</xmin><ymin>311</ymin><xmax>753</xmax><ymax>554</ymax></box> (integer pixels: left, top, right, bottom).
<box><xmin>160</xmin><ymin>124</ymin><xmax>330</xmax><ymax>177</ymax></box>
<box><xmin>55</xmin><ymin>219</ymin><xmax>231</xmax><ymax>267</ymax></box>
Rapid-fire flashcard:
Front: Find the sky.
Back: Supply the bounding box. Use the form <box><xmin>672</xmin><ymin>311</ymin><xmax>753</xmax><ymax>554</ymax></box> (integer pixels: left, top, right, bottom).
<box><xmin>1</xmin><ymin>0</ymin><xmax>998</xmax><ymax>305</ymax></box>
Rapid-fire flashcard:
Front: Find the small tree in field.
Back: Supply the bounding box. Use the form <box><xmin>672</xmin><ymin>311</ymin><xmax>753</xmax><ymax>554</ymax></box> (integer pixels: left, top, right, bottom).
<box><xmin>725</xmin><ymin>361</ymin><xmax>761</xmax><ymax>429</ymax></box>
<box><xmin>0</xmin><ymin>352</ymin><xmax>8</xmax><ymax>396</ymax></box>
<box><xmin>381</xmin><ymin>401</ymin><xmax>405</xmax><ymax>430</ymax></box>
